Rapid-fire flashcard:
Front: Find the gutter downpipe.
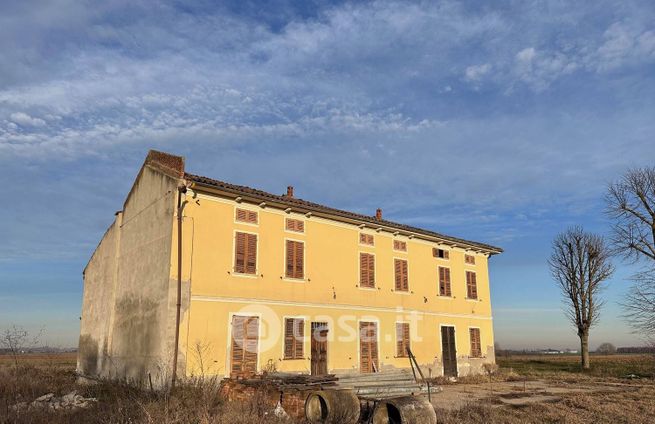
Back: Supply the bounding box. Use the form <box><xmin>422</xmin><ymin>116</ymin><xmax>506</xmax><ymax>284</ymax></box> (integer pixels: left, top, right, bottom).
<box><xmin>171</xmin><ymin>185</ymin><xmax>187</xmax><ymax>389</ymax></box>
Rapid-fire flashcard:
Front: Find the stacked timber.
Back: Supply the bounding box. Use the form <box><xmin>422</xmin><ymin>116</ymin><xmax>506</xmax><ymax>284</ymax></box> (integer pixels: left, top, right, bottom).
<box><xmin>232</xmin><ymin>372</ymin><xmax>339</xmax><ymax>391</ymax></box>
<box><xmin>335</xmin><ymin>369</ymin><xmax>437</xmax><ymax>399</ymax></box>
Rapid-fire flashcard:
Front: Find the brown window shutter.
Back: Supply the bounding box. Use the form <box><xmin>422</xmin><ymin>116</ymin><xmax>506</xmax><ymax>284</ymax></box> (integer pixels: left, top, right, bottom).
<box><xmin>234</xmin><ymin>232</ymin><xmax>246</xmax><ymax>273</ymax></box>
<box><xmin>243</xmin><ymin>317</ymin><xmax>259</xmax><ymax>373</ymax></box>
<box><xmin>231</xmin><ymin>315</ymin><xmax>259</xmax><ymax>376</ymax></box>
<box><xmin>246</xmin><ymin>233</ymin><xmax>257</xmax><ymax>274</ymax></box>
<box><xmin>470</xmin><ymin>328</ymin><xmax>481</xmax><ymax>357</ymax></box>
<box><xmin>284</xmin><ymin>318</ymin><xmax>294</xmax><ymax>358</ymax></box>
<box><xmin>286</xmin><ymin>240</ymin><xmax>304</xmax><ymax>279</ymax></box>
<box><xmin>395</xmin><ymin>259</ymin><xmax>408</xmax><ymax>291</ymax></box>
<box><xmin>236</xmin><ymin>208</ymin><xmax>258</xmax><ymax>224</ymax></box>
<box><xmin>465</xmin><ymin>254</ymin><xmax>475</xmax><ymax>265</ymax></box>
<box><xmin>295</xmin><ymin>241</ymin><xmax>304</xmax><ymax>279</ymax></box>
<box><xmin>396</xmin><ymin>323</ymin><xmax>410</xmax><ymax>357</ymax></box>
<box><xmin>394</xmin><ymin>240</ymin><xmax>407</xmax><ymax>251</ymax></box>
<box><xmin>467</xmin><ymin>271</ymin><xmax>478</xmax><ymax>299</ymax></box>
<box><xmin>439</xmin><ymin>267</ymin><xmax>451</xmax><ymax>296</ymax></box>
<box><xmin>294</xmin><ymin>319</ymin><xmax>304</xmax><ymax>359</ymax></box>
<box><xmin>286</xmin><ymin>218</ymin><xmax>304</xmax><ymax>233</ymax></box>
<box><xmin>360</xmin><ymin>233</ymin><xmax>374</xmax><ymax>246</ymax></box>
<box><xmin>360</xmin><ymin>253</ymin><xmax>375</xmax><ymax>288</ymax></box>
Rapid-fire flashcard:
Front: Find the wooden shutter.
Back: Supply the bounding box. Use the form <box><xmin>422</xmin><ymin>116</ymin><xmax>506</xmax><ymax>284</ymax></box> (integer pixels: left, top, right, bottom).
<box><xmin>465</xmin><ymin>254</ymin><xmax>475</xmax><ymax>265</ymax></box>
<box><xmin>360</xmin><ymin>233</ymin><xmax>374</xmax><ymax>246</ymax></box>
<box><xmin>284</xmin><ymin>318</ymin><xmax>304</xmax><ymax>359</ymax></box>
<box><xmin>396</xmin><ymin>323</ymin><xmax>410</xmax><ymax>357</ymax></box>
<box><xmin>466</xmin><ymin>271</ymin><xmax>478</xmax><ymax>299</ymax></box>
<box><xmin>286</xmin><ymin>218</ymin><xmax>304</xmax><ymax>233</ymax></box>
<box><xmin>394</xmin><ymin>259</ymin><xmax>408</xmax><ymax>291</ymax></box>
<box><xmin>236</xmin><ymin>208</ymin><xmax>258</xmax><ymax>224</ymax></box>
<box><xmin>360</xmin><ymin>253</ymin><xmax>375</xmax><ymax>288</ymax></box>
<box><xmin>231</xmin><ymin>315</ymin><xmax>259</xmax><ymax>376</ymax></box>
<box><xmin>286</xmin><ymin>240</ymin><xmax>304</xmax><ymax>279</ymax></box>
<box><xmin>234</xmin><ymin>232</ymin><xmax>256</xmax><ymax>274</ymax></box>
<box><xmin>433</xmin><ymin>248</ymin><xmax>450</xmax><ymax>259</ymax></box>
<box><xmin>393</xmin><ymin>240</ymin><xmax>407</xmax><ymax>251</ymax></box>
<box><xmin>439</xmin><ymin>266</ymin><xmax>451</xmax><ymax>296</ymax></box>
<box><xmin>470</xmin><ymin>328</ymin><xmax>481</xmax><ymax>358</ymax></box>
<box><xmin>359</xmin><ymin>321</ymin><xmax>378</xmax><ymax>373</ymax></box>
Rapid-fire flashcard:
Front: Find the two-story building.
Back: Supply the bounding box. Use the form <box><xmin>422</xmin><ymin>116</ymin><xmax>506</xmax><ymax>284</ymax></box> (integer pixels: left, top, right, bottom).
<box><xmin>78</xmin><ymin>150</ymin><xmax>502</xmax><ymax>387</ymax></box>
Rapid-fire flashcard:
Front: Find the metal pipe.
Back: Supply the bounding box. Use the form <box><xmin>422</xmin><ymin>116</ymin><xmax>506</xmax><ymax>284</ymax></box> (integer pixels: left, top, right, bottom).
<box><xmin>171</xmin><ymin>185</ymin><xmax>187</xmax><ymax>389</ymax></box>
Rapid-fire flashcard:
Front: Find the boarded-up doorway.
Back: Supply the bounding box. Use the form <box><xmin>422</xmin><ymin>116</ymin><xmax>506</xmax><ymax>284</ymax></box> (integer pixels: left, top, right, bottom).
<box><xmin>311</xmin><ymin>322</ymin><xmax>328</xmax><ymax>375</ymax></box>
<box><xmin>441</xmin><ymin>326</ymin><xmax>457</xmax><ymax>377</ymax></box>
<box><xmin>359</xmin><ymin>321</ymin><xmax>379</xmax><ymax>373</ymax></box>
<box><xmin>230</xmin><ymin>315</ymin><xmax>259</xmax><ymax>377</ymax></box>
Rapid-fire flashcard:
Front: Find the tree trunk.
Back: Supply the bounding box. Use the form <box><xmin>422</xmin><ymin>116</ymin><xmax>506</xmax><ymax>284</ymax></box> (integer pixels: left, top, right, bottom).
<box><xmin>579</xmin><ymin>332</ymin><xmax>590</xmax><ymax>370</ymax></box>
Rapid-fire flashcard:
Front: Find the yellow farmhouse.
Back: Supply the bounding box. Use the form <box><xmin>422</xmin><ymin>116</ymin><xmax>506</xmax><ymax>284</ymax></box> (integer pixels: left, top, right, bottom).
<box><xmin>78</xmin><ymin>150</ymin><xmax>502</xmax><ymax>387</ymax></box>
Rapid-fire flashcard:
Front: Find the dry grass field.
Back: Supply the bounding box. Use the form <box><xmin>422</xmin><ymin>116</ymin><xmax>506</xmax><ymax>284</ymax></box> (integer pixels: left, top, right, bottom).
<box><xmin>0</xmin><ymin>353</ymin><xmax>653</xmax><ymax>423</ymax></box>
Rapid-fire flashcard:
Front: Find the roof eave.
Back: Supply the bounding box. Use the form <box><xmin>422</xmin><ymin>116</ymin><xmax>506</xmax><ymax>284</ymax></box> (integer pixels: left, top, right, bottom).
<box><xmin>188</xmin><ymin>179</ymin><xmax>503</xmax><ymax>256</ymax></box>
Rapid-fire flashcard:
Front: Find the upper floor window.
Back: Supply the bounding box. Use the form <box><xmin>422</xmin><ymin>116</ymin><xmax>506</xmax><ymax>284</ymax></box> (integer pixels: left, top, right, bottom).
<box><xmin>393</xmin><ymin>240</ymin><xmax>407</xmax><ymax>252</ymax></box>
<box><xmin>285</xmin><ymin>240</ymin><xmax>304</xmax><ymax>279</ymax></box>
<box><xmin>433</xmin><ymin>248</ymin><xmax>449</xmax><ymax>259</ymax></box>
<box><xmin>234</xmin><ymin>232</ymin><xmax>257</xmax><ymax>274</ymax></box>
<box><xmin>359</xmin><ymin>253</ymin><xmax>375</xmax><ymax>288</ymax></box>
<box><xmin>469</xmin><ymin>328</ymin><xmax>482</xmax><ymax>358</ymax></box>
<box><xmin>284</xmin><ymin>318</ymin><xmax>304</xmax><ymax>359</ymax></box>
<box><xmin>394</xmin><ymin>258</ymin><xmax>409</xmax><ymax>291</ymax></box>
<box><xmin>438</xmin><ymin>266</ymin><xmax>451</xmax><ymax>296</ymax></box>
<box><xmin>359</xmin><ymin>233</ymin><xmax>374</xmax><ymax>246</ymax></box>
<box><xmin>236</xmin><ymin>208</ymin><xmax>258</xmax><ymax>224</ymax></box>
<box><xmin>396</xmin><ymin>323</ymin><xmax>410</xmax><ymax>357</ymax></box>
<box><xmin>466</xmin><ymin>271</ymin><xmax>478</xmax><ymax>299</ymax></box>
<box><xmin>465</xmin><ymin>254</ymin><xmax>476</xmax><ymax>265</ymax></box>
<box><xmin>286</xmin><ymin>218</ymin><xmax>304</xmax><ymax>233</ymax></box>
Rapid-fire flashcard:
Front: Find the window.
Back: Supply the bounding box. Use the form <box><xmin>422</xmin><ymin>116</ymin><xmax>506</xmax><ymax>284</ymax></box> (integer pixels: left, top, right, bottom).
<box><xmin>285</xmin><ymin>218</ymin><xmax>304</xmax><ymax>233</ymax></box>
<box><xmin>284</xmin><ymin>318</ymin><xmax>304</xmax><ymax>359</ymax></box>
<box><xmin>359</xmin><ymin>253</ymin><xmax>375</xmax><ymax>288</ymax></box>
<box><xmin>234</xmin><ymin>232</ymin><xmax>257</xmax><ymax>274</ymax></box>
<box><xmin>285</xmin><ymin>240</ymin><xmax>304</xmax><ymax>279</ymax></box>
<box><xmin>433</xmin><ymin>248</ymin><xmax>449</xmax><ymax>259</ymax></box>
<box><xmin>469</xmin><ymin>328</ymin><xmax>482</xmax><ymax>358</ymax></box>
<box><xmin>393</xmin><ymin>240</ymin><xmax>407</xmax><ymax>252</ymax></box>
<box><xmin>236</xmin><ymin>208</ymin><xmax>258</xmax><ymax>224</ymax></box>
<box><xmin>466</xmin><ymin>271</ymin><xmax>478</xmax><ymax>299</ymax></box>
<box><xmin>359</xmin><ymin>233</ymin><xmax>374</xmax><ymax>246</ymax></box>
<box><xmin>394</xmin><ymin>259</ymin><xmax>409</xmax><ymax>291</ymax></box>
<box><xmin>465</xmin><ymin>254</ymin><xmax>476</xmax><ymax>265</ymax></box>
<box><xmin>396</xmin><ymin>323</ymin><xmax>410</xmax><ymax>357</ymax></box>
<box><xmin>438</xmin><ymin>266</ymin><xmax>451</xmax><ymax>296</ymax></box>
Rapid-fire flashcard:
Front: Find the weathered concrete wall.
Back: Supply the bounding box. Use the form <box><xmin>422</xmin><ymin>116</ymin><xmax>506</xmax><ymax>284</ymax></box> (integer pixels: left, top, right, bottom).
<box><xmin>78</xmin><ymin>151</ymin><xmax>183</xmax><ymax>387</ymax></box>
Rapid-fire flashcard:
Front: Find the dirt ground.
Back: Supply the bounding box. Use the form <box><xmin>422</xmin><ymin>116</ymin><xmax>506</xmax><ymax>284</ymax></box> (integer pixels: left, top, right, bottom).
<box><xmin>1</xmin><ymin>353</ymin><xmax>654</xmax><ymax>423</ymax></box>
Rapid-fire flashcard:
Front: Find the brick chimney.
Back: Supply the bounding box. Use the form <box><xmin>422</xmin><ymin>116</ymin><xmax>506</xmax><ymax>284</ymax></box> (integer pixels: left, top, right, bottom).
<box><xmin>286</xmin><ymin>186</ymin><xmax>294</xmax><ymax>198</ymax></box>
<box><xmin>375</xmin><ymin>208</ymin><xmax>382</xmax><ymax>220</ymax></box>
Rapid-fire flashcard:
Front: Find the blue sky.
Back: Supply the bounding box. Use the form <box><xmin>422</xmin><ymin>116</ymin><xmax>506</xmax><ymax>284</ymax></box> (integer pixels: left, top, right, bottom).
<box><xmin>1</xmin><ymin>0</ymin><xmax>654</xmax><ymax>349</ymax></box>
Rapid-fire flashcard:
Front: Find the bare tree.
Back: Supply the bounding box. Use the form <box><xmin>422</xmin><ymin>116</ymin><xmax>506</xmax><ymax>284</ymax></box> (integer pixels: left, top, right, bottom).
<box><xmin>607</xmin><ymin>167</ymin><xmax>655</xmax><ymax>342</ymax></box>
<box><xmin>1</xmin><ymin>325</ymin><xmax>43</xmax><ymax>368</ymax></box>
<box><xmin>606</xmin><ymin>167</ymin><xmax>655</xmax><ymax>262</ymax></box>
<box><xmin>548</xmin><ymin>227</ymin><xmax>614</xmax><ymax>369</ymax></box>
<box><xmin>596</xmin><ymin>342</ymin><xmax>617</xmax><ymax>354</ymax></box>
<box><xmin>621</xmin><ymin>269</ymin><xmax>655</xmax><ymax>343</ymax></box>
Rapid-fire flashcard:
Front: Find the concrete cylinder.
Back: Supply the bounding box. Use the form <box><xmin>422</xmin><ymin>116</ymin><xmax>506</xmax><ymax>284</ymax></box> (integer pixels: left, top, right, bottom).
<box><xmin>371</xmin><ymin>396</ymin><xmax>436</xmax><ymax>424</ymax></box>
<box><xmin>304</xmin><ymin>390</ymin><xmax>359</xmax><ymax>424</ymax></box>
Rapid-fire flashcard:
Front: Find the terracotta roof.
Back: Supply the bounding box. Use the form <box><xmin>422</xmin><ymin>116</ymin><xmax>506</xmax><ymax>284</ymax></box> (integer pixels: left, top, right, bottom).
<box><xmin>185</xmin><ymin>172</ymin><xmax>503</xmax><ymax>255</ymax></box>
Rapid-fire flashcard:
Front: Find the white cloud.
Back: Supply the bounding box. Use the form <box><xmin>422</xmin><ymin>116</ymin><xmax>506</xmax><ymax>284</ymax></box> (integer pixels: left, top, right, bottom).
<box><xmin>464</xmin><ymin>63</ymin><xmax>491</xmax><ymax>82</ymax></box>
<box><xmin>9</xmin><ymin>112</ymin><xmax>46</xmax><ymax>127</ymax></box>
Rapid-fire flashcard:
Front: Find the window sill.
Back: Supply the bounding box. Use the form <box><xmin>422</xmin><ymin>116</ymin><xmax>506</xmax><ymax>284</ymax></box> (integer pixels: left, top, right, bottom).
<box><xmin>358</xmin><ymin>285</ymin><xmax>377</xmax><ymax>291</ymax></box>
<box><xmin>282</xmin><ymin>357</ymin><xmax>305</xmax><ymax>361</ymax></box>
<box><xmin>438</xmin><ymin>294</ymin><xmax>453</xmax><ymax>298</ymax></box>
<box><xmin>231</xmin><ymin>272</ymin><xmax>259</xmax><ymax>279</ymax></box>
<box><xmin>283</xmin><ymin>277</ymin><xmax>307</xmax><ymax>283</ymax></box>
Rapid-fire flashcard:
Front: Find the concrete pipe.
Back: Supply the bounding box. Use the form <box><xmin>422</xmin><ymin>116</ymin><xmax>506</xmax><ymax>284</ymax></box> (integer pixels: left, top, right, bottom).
<box><xmin>371</xmin><ymin>396</ymin><xmax>436</xmax><ymax>424</ymax></box>
<box><xmin>304</xmin><ymin>390</ymin><xmax>360</xmax><ymax>424</ymax></box>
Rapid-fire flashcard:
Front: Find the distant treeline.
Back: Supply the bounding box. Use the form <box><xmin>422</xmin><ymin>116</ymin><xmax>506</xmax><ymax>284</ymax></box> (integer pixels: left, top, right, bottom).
<box><xmin>616</xmin><ymin>347</ymin><xmax>655</xmax><ymax>354</ymax></box>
